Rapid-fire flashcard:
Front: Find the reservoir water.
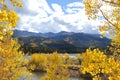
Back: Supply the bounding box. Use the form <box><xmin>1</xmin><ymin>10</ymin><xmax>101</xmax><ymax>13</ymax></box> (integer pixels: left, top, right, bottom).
<box><xmin>30</xmin><ymin>72</ymin><xmax>84</xmax><ymax>80</ymax></box>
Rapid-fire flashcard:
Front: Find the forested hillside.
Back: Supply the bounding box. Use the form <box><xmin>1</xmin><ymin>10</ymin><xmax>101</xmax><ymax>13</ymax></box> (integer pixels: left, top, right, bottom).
<box><xmin>14</xmin><ymin>30</ymin><xmax>110</xmax><ymax>53</ymax></box>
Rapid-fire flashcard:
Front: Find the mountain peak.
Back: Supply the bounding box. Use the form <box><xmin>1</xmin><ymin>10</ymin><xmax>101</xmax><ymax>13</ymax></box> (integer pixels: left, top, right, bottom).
<box><xmin>58</xmin><ymin>31</ymin><xmax>74</xmax><ymax>35</ymax></box>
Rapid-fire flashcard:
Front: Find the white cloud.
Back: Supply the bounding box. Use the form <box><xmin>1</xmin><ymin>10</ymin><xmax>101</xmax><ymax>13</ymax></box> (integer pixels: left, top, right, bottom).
<box><xmin>27</xmin><ymin>0</ymin><xmax>40</xmax><ymax>12</ymax></box>
<box><xmin>67</xmin><ymin>2</ymin><xmax>84</xmax><ymax>8</ymax></box>
<box><xmin>58</xmin><ymin>24</ymin><xmax>70</xmax><ymax>32</ymax></box>
<box><xmin>52</xmin><ymin>4</ymin><xmax>63</xmax><ymax>14</ymax></box>
<box><xmin>51</xmin><ymin>3</ymin><xmax>64</xmax><ymax>19</ymax></box>
<box><xmin>16</xmin><ymin>0</ymin><xmax>101</xmax><ymax>34</ymax></box>
<box><xmin>66</xmin><ymin>8</ymin><xmax>81</xmax><ymax>13</ymax></box>
<box><xmin>66</xmin><ymin>2</ymin><xmax>84</xmax><ymax>14</ymax></box>
<box><xmin>39</xmin><ymin>0</ymin><xmax>54</xmax><ymax>14</ymax></box>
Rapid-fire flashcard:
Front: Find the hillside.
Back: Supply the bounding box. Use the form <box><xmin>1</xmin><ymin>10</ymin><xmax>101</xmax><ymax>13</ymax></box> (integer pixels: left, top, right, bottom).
<box><xmin>13</xmin><ymin>30</ymin><xmax>111</xmax><ymax>53</ymax></box>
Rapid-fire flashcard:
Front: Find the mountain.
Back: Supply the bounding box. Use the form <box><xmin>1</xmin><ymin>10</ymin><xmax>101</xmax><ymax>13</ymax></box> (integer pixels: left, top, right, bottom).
<box><xmin>13</xmin><ymin>30</ymin><xmax>55</xmax><ymax>38</ymax></box>
<box><xmin>50</xmin><ymin>33</ymin><xmax>109</xmax><ymax>48</ymax></box>
<box><xmin>13</xmin><ymin>30</ymin><xmax>41</xmax><ymax>37</ymax></box>
<box><xmin>13</xmin><ymin>30</ymin><xmax>111</xmax><ymax>53</ymax></box>
<box><xmin>13</xmin><ymin>30</ymin><xmax>75</xmax><ymax>38</ymax></box>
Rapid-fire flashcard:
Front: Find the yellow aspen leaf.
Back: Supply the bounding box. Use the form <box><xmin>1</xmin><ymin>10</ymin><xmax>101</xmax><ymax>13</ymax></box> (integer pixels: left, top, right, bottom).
<box><xmin>0</xmin><ymin>36</ymin><xmax>3</xmax><ymax>40</ymax></box>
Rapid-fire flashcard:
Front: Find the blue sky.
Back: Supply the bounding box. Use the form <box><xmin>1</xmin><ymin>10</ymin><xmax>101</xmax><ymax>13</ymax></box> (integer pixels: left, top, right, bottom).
<box><xmin>47</xmin><ymin>0</ymin><xmax>82</xmax><ymax>7</ymax></box>
<box><xmin>14</xmin><ymin>0</ymin><xmax>101</xmax><ymax>33</ymax></box>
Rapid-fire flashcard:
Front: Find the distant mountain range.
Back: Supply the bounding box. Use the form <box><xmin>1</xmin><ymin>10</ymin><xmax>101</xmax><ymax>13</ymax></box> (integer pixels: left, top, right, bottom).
<box><xmin>13</xmin><ymin>30</ymin><xmax>111</xmax><ymax>53</ymax></box>
<box><xmin>14</xmin><ymin>30</ymin><xmax>77</xmax><ymax>38</ymax></box>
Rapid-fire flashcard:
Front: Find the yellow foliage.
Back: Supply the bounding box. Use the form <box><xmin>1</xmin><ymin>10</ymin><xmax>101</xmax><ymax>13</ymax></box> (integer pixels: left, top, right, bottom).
<box><xmin>108</xmin><ymin>35</ymin><xmax>120</xmax><ymax>56</ymax></box>
<box><xmin>63</xmin><ymin>53</ymin><xmax>70</xmax><ymax>64</ymax></box>
<box><xmin>0</xmin><ymin>36</ymin><xmax>28</xmax><ymax>80</ymax></box>
<box><xmin>41</xmin><ymin>52</ymin><xmax>70</xmax><ymax>80</ymax></box>
<box><xmin>84</xmin><ymin>0</ymin><xmax>120</xmax><ymax>36</ymax></box>
<box><xmin>0</xmin><ymin>0</ymin><xmax>22</xmax><ymax>41</ymax></box>
<box><xmin>28</xmin><ymin>54</ymin><xmax>47</xmax><ymax>70</ymax></box>
<box><xmin>10</xmin><ymin>0</ymin><xmax>22</xmax><ymax>7</ymax></box>
<box><xmin>80</xmin><ymin>49</ymin><xmax>107</xmax><ymax>75</ymax></box>
<box><xmin>80</xmin><ymin>49</ymin><xmax>120</xmax><ymax>80</ymax></box>
<box><xmin>41</xmin><ymin>65</ymin><xmax>69</xmax><ymax>80</ymax></box>
<box><xmin>83</xmin><ymin>1</ymin><xmax>120</xmax><ymax>79</ymax></box>
<box><xmin>48</xmin><ymin>52</ymin><xmax>63</xmax><ymax>66</ymax></box>
<box><xmin>0</xmin><ymin>0</ymin><xmax>29</xmax><ymax>80</ymax></box>
<box><xmin>83</xmin><ymin>6</ymin><xmax>120</xmax><ymax>80</ymax></box>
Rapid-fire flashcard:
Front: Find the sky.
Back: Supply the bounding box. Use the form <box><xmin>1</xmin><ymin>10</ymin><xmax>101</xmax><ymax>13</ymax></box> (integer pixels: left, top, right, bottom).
<box><xmin>11</xmin><ymin>0</ymin><xmax>101</xmax><ymax>33</ymax></box>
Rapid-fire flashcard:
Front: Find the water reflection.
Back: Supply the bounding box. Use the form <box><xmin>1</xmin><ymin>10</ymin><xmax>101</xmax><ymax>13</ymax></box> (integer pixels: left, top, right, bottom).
<box><xmin>31</xmin><ymin>72</ymin><xmax>46</xmax><ymax>80</ymax></box>
<box><xmin>30</xmin><ymin>72</ymin><xmax>84</xmax><ymax>80</ymax></box>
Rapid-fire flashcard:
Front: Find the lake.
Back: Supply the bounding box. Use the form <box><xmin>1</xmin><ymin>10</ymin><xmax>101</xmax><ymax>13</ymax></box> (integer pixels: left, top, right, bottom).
<box><xmin>22</xmin><ymin>72</ymin><xmax>84</xmax><ymax>80</ymax></box>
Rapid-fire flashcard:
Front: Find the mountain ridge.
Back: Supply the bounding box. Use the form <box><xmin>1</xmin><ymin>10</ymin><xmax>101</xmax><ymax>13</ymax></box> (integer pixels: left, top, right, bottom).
<box><xmin>13</xmin><ymin>30</ymin><xmax>111</xmax><ymax>53</ymax></box>
<box><xmin>13</xmin><ymin>30</ymin><xmax>101</xmax><ymax>38</ymax></box>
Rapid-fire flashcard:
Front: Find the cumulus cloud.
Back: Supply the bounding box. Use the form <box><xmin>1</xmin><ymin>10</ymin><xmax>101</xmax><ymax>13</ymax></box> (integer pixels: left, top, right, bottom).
<box><xmin>67</xmin><ymin>2</ymin><xmax>84</xmax><ymax>8</ymax></box>
<box><xmin>15</xmin><ymin>0</ymin><xmax>101</xmax><ymax>34</ymax></box>
<box><xmin>52</xmin><ymin>4</ymin><xmax>64</xmax><ymax>15</ymax></box>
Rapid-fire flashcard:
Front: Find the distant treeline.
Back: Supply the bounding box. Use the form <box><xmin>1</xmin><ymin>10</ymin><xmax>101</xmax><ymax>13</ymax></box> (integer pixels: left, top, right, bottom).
<box><xmin>20</xmin><ymin>45</ymin><xmax>107</xmax><ymax>54</ymax></box>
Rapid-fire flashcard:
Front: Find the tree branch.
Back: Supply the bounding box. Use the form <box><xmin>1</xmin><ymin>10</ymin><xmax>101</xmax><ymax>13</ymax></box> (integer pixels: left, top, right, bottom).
<box><xmin>99</xmin><ymin>9</ymin><xmax>116</xmax><ymax>27</ymax></box>
<box><xmin>102</xmin><ymin>0</ymin><xmax>120</xmax><ymax>7</ymax></box>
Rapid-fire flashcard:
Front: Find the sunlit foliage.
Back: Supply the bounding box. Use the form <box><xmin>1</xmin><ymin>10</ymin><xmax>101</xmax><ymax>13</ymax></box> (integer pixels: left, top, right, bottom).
<box><xmin>80</xmin><ymin>49</ymin><xmax>107</xmax><ymax>79</ymax></box>
<box><xmin>108</xmin><ymin>35</ymin><xmax>120</xmax><ymax>56</ymax></box>
<box><xmin>0</xmin><ymin>0</ymin><xmax>22</xmax><ymax>41</ymax></box>
<box><xmin>41</xmin><ymin>64</ymin><xmax>69</xmax><ymax>80</ymax></box>
<box><xmin>80</xmin><ymin>49</ymin><xmax>120</xmax><ymax>80</ymax></box>
<box><xmin>28</xmin><ymin>54</ymin><xmax>47</xmax><ymax>71</ymax></box>
<box><xmin>0</xmin><ymin>0</ymin><xmax>28</xmax><ymax>80</ymax></box>
<box><xmin>84</xmin><ymin>0</ymin><xmax>120</xmax><ymax>35</ymax></box>
<box><xmin>41</xmin><ymin>52</ymin><xmax>70</xmax><ymax>80</ymax></box>
<box><xmin>84</xmin><ymin>0</ymin><xmax>120</xmax><ymax>56</ymax></box>
<box><xmin>63</xmin><ymin>53</ymin><xmax>70</xmax><ymax>65</ymax></box>
<box><xmin>0</xmin><ymin>36</ymin><xmax>28</xmax><ymax>80</ymax></box>
<box><xmin>83</xmin><ymin>1</ymin><xmax>120</xmax><ymax>79</ymax></box>
<box><xmin>48</xmin><ymin>52</ymin><xmax>63</xmax><ymax>66</ymax></box>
